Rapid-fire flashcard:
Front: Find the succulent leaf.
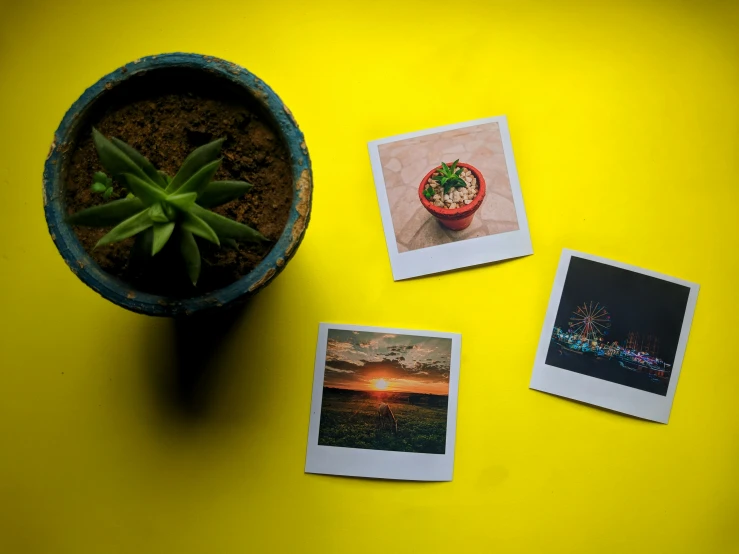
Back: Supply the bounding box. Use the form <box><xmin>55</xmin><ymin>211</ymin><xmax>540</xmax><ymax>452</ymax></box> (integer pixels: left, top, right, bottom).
<box><xmin>95</xmin><ymin>209</ymin><xmax>153</xmax><ymax>248</ymax></box>
<box><xmin>110</xmin><ymin>137</ymin><xmax>167</xmax><ymax>188</ymax></box>
<box><xmin>166</xmin><ymin>138</ymin><xmax>225</xmax><ymax>193</ymax></box>
<box><xmin>222</xmin><ymin>238</ymin><xmax>239</xmax><ymax>249</ymax></box>
<box><xmin>93</xmin><ymin>171</ymin><xmax>109</xmax><ymax>184</ymax></box>
<box><xmin>174</xmin><ymin>158</ymin><xmax>222</xmax><ymax>197</ymax></box>
<box><xmin>191</xmin><ymin>204</ymin><xmax>266</xmax><ymax>243</ymax></box>
<box><xmin>181</xmin><ymin>212</ymin><xmax>220</xmax><ymax>245</ymax></box>
<box><xmin>179</xmin><ymin>230</ymin><xmax>201</xmax><ymax>286</ymax></box>
<box><xmin>148</xmin><ymin>203</ymin><xmax>170</xmax><ymax>223</ymax></box>
<box><xmin>152</xmin><ymin>222</ymin><xmax>176</xmax><ymax>255</ymax></box>
<box><xmin>162</xmin><ymin>202</ymin><xmax>176</xmax><ymax>221</ymax></box>
<box><xmin>130</xmin><ymin>227</ymin><xmax>154</xmax><ymax>262</ymax></box>
<box><xmin>91</xmin><ymin>182</ymin><xmax>108</xmax><ymax>193</ymax></box>
<box><xmin>121</xmin><ymin>173</ymin><xmax>168</xmax><ymax>206</ymax></box>
<box><xmin>167</xmin><ymin>192</ymin><xmax>197</xmax><ymax>212</ymax></box>
<box><xmin>67</xmin><ymin>197</ymin><xmax>145</xmax><ymax>226</ymax></box>
<box><xmin>92</xmin><ymin>128</ymin><xmax>151</xmax><ymax>184</ymax></box>
<box><xmin>197</xmin><ymin>180</ymin><xmax>253</xmax><ymax>208</ymax></box>
<box><xmin>158</xmin><ymin>171</ymin><xmax>171</xmax><ymax>186</ymax></box>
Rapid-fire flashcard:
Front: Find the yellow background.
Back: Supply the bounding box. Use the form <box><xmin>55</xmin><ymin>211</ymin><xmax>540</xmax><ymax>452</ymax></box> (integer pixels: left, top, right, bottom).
<box><xmin>1</xmin><ymin>0</ymin><xmax>737</xmax><ymax>552</ymax></box>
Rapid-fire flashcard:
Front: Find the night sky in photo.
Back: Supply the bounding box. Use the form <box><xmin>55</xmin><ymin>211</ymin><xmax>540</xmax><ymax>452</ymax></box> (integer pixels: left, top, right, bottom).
<box><xmin>551</xmin><ymin>257</ymin><xmax>691</xmax><ymax>365</ymax></box>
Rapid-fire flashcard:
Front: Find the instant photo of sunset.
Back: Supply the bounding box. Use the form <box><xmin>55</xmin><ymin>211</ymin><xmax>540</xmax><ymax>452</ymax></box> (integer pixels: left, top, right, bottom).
<box><xmin>318</xmin><ymin>329</ymin><xmax>452</xmax><ymax>454</ymax></box>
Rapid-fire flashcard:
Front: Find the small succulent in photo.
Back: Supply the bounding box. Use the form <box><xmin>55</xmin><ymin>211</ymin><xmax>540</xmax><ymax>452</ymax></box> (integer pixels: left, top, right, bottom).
<box><xmin>423</xmin><ymin>159</ymin><xmax>467</xmax><ymax>200</ymax></box>
<box><xmin>433</xmin><ymin>160</ymin><xmax>467</xmax><ymax>194</ymax></box>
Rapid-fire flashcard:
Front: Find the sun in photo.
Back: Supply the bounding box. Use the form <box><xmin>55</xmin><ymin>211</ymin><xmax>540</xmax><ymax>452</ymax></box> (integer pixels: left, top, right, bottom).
<box><xmin>372</xmin><ymin>378</ymin><xmax>389</xmax><ymax>390</ymax></box>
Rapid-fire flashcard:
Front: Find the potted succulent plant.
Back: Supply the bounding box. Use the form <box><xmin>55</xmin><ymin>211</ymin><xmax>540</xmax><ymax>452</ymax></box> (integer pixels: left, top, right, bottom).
<box><xmin>43</xmin><ymin>53</ymin><xmax>312</xmax><ymax>316</ymax></box>
<box><xmin>68</xmin><ymin>130</ymin><xmax>266</xmax><ymax>287</ymax></box>
<box><xmin>418</xmin><ymin>160</ymin><xmax>486</xmax><ymax>230</ymax></box>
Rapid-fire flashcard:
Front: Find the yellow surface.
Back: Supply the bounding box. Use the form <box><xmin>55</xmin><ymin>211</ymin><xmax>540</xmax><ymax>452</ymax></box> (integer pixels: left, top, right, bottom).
<box><xmin>1</xmin><ymin>0</ymin><xmax>738</xmax><ymax>552</ymax></box>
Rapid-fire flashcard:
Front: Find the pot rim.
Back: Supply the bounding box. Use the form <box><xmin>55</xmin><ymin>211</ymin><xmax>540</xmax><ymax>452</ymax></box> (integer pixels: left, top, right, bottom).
<box><xmin>43</xmin><ymin>52</ymin><xmax>312</xmax><ymax>317</ymax></box>
<box><xmin>418</xmin><ymin>162</ymin><xmax>486</xmax><ymax>219</ymax></box>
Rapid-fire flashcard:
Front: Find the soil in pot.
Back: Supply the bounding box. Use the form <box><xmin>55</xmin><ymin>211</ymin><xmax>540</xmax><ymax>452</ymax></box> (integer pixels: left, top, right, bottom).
<box><xmin>64</xmin><ymin>69</ymin><xmax>293</xmax><ymax>298</ymax></box>
<box><xmin>425</xmin><ymin>167</ymin><xmax>479</xmax><ymax>209</ymax></box>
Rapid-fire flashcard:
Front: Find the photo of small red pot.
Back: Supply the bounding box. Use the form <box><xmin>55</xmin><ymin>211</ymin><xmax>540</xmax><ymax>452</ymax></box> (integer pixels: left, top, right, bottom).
<box><xmin>418</xmin><ymin>162</ymin><xmax>486</xmax><ymax>231</ymax></box>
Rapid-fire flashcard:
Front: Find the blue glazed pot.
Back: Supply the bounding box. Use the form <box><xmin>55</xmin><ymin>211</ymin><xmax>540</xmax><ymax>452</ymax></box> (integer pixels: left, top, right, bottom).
<box><xmin>43</xmin><ymin>53</ymin><xmax>312</xmax><ymax>317</ymax></box>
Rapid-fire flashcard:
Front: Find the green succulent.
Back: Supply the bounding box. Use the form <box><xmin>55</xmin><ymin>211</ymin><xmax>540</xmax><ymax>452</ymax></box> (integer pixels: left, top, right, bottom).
<box><xmin>91</xmin><ymin>171</ymin><xmax>115</xmax><ymax>199</ymax></box>
<box><xmin>432</xmin><ymin>159</ymin><xmax>466</xmax><ymax>195</ymax></box>
<box><xmin>68</xmin><ymin>128</ymin><xmax>266</xmax><ymax>286</ymax></box>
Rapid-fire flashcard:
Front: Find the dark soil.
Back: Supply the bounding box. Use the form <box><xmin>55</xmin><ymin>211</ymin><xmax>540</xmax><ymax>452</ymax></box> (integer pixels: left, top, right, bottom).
<box><xmin>64</xmin><ymin>69</ymin><xmax>293</xmax><ymax>297</ymax></box>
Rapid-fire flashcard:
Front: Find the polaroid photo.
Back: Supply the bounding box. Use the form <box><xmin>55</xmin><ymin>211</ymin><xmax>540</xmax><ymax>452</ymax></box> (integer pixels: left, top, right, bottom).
<box><xmin>368</xmin><ymin>116</ymin><xmax>533</xmax><ymax>280</ymax></box>
<box><xmin>530</xmin><ymin>249</ymin><xmax>699</xmax><ymax>423</ymax></box>
<box><xmin>305</xmin><ymin>323</ymin><xmax>462</xmax><ymax>481</ymax></box>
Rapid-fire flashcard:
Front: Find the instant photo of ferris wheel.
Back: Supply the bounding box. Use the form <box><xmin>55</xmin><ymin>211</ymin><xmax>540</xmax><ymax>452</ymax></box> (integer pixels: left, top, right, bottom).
<box><xmin>531</xmin><ymin>250</ymin><xmax>699</xmax><ymax>424</ymax></box>
<box><xmin>544</xmin><ymin>254</ymin><xmax>693</xmax><ymax>398</ymax></box>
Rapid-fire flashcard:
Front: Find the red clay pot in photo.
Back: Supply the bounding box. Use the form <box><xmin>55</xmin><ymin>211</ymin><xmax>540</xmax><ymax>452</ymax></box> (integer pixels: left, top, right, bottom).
<box><xmin>418</xmin><ymin>162</ymin><xmax>486</xmax><ymax>231</ymax></box>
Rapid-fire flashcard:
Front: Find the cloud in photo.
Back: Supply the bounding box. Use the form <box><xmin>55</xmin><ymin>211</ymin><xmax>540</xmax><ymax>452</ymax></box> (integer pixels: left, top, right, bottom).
<box><xmin>323</xmin><ymin>330</ymin><xmax>452</xmax><ymax>395</ymax></box>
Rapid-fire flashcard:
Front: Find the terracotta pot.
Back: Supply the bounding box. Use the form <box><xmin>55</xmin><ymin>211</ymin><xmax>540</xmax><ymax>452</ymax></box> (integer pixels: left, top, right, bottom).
<box><xmin>418</xmin><ymin>162</ymin><xmax>486</xmax><ymax>230</ymax></box>
<box><xmin>43</xmin><ymin>53</ymin><xmax>312</xmax><ymax>317</ymax></box>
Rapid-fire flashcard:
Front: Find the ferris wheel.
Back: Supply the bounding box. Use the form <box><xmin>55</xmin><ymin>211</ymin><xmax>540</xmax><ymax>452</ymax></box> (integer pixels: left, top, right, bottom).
<box><xmin>568</xmin><ymin>301</ymin><xmax>611</xmax><ymax>341</ymax></box>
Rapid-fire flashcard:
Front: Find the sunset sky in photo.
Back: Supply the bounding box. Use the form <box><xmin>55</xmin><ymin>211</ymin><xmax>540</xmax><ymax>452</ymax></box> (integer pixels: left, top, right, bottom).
<box><xmin>324</xmin><ymin>330</ymin><xmax>452</xmax><ymax>395</ymax></box>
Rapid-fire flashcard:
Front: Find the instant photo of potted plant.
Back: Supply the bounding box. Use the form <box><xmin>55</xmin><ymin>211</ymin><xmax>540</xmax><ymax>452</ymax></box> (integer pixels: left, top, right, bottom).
<box><xmin>43</xmin><ymin>53</ymin><xmax>312</xmax><ymax>316</ymax></box>
<box><xmin>418</xmin><ymin>160</ymin><xmax>486</xmax><ymax>231</ymax></box>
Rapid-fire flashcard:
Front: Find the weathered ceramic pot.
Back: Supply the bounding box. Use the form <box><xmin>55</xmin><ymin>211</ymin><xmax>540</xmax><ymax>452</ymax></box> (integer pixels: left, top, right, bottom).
<box><xmin>43</xmin><ymin>53</ymin><xmax>312</xmax><ymax>316</ymax></box>
<box><xmin>418</xmin><ymin>162</ymin><xmax>485</xmax><ymax>231</ymax></box>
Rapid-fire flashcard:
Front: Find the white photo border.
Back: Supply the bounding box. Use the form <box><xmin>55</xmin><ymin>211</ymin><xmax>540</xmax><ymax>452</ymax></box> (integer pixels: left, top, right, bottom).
<box><xmin>368</xmin><ymin>115</ymin><xmax>533</xmax><ymax>281</ymax></box>
<box><xmin>305</xmin><ymin>323</ymin><xmax>462</xmax><ymax>481</ymax></box>
<box><xmin>530</xmin><ymin>249</ymin><xmax>700</xmax><ymax>423</ymax></box>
